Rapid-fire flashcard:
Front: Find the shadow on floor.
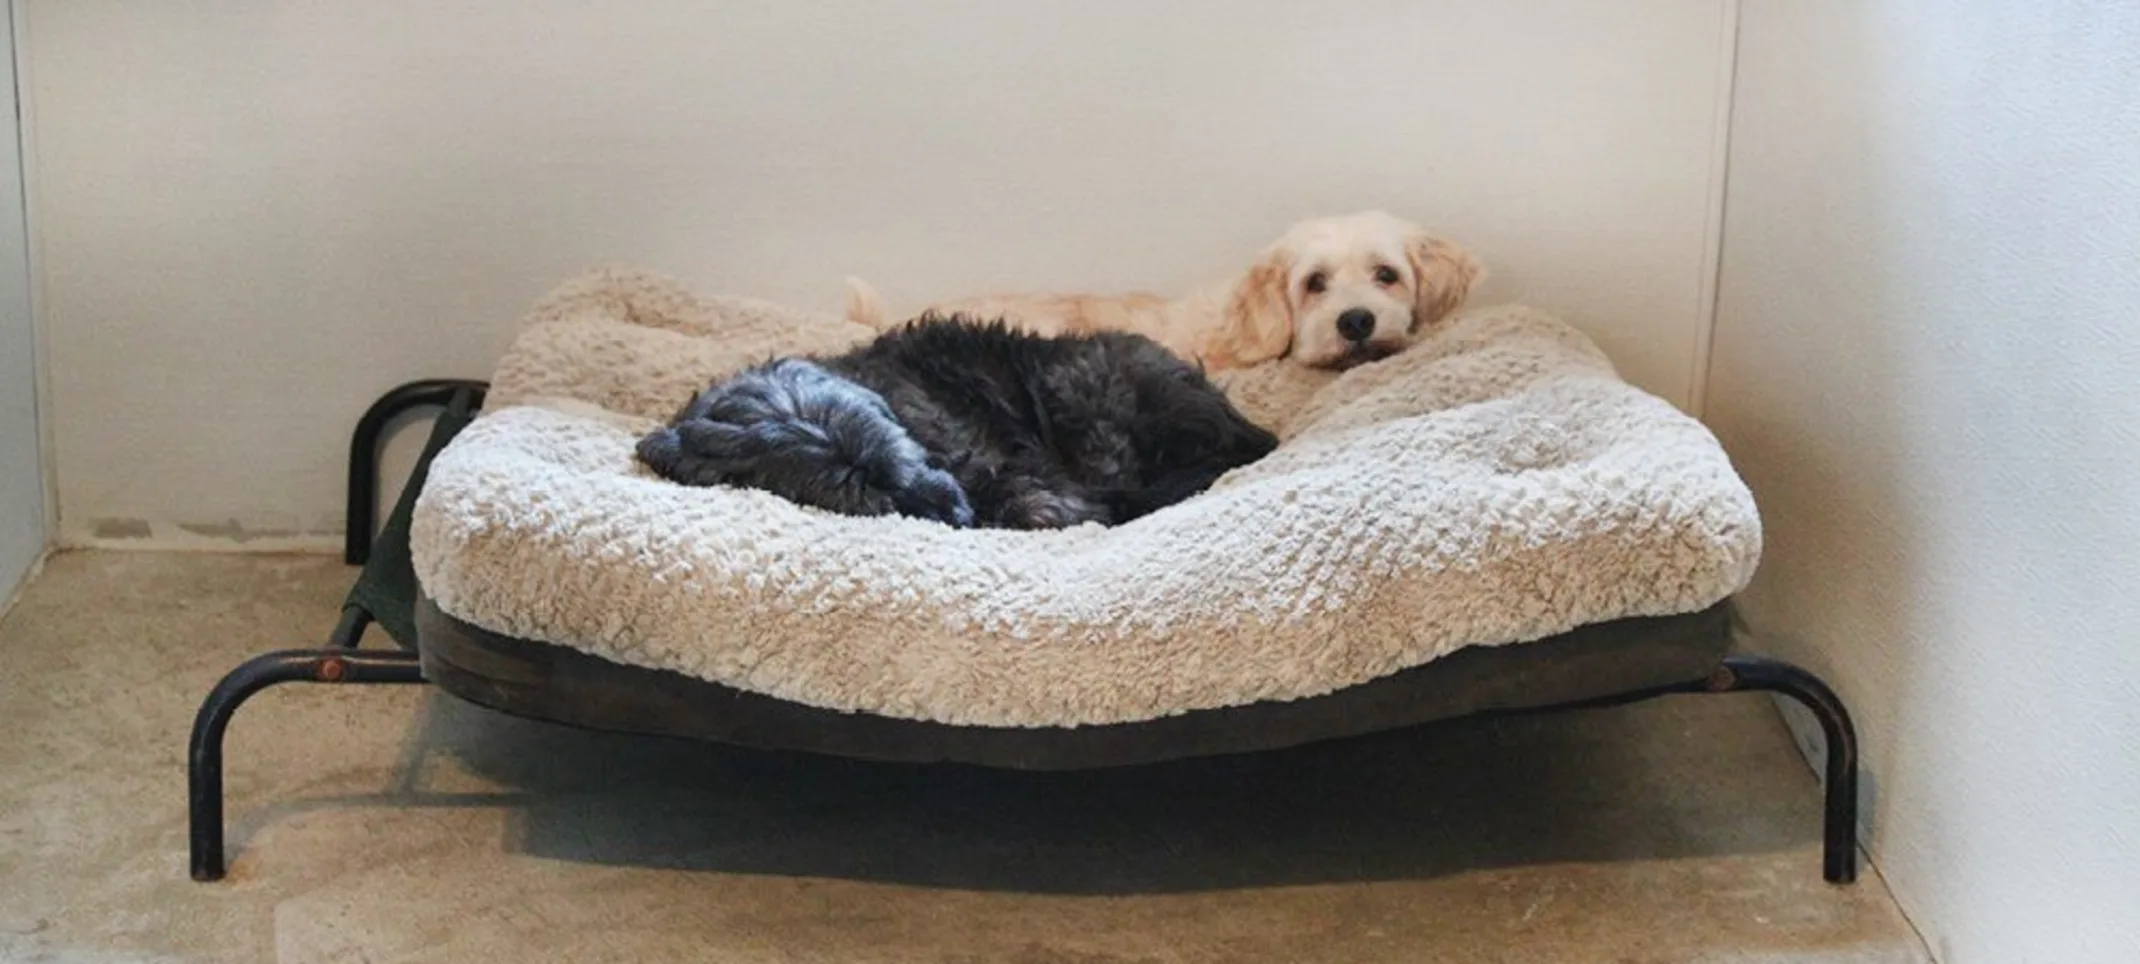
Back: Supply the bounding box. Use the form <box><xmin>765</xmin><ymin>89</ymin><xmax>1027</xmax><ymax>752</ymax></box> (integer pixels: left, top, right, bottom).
<box><xmin>231</xmin><ymin>685</ymin><xmax>1817</xmax><ymax>895</ymax></box>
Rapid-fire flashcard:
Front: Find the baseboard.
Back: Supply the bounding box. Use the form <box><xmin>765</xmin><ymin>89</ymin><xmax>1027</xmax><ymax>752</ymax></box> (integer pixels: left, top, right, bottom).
<box><xmin>57</xmin><ymin>525</ymin><xmax>341</xmax><ymax>555</ymax></box>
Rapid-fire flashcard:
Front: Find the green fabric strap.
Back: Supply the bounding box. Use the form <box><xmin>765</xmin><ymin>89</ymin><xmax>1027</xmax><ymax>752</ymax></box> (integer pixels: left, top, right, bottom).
<box><xmin>342</xmin><ymin>401</ymin><xmax>480</xmax><ymax>650</ymax></box>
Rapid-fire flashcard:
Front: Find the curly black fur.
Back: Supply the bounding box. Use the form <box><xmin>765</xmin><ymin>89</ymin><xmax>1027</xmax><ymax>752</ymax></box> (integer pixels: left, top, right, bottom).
<box><xmin>636</xmin><ymin>315</ymin><xmax>1279</xmax><ymax>529</ymax></box>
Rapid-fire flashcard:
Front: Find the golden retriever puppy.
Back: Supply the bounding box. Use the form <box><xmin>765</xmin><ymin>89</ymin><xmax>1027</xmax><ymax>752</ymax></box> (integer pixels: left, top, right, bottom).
<box><xmin>843</xmin><ymin>210</ymin><xmax>1484</xmax><ymax>371</ymax></box>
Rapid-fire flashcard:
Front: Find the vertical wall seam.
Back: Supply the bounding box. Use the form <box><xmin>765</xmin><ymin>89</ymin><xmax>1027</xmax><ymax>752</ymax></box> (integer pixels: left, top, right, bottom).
<box><xmin>6</xmin><ymin>0</ymin><xmax>51</xmax><ymax>535</ymax></box>
<box><xmin>1688</xmin><ymin>0</ymin><xmax>1742</xmax><ymax>419</ymax></box>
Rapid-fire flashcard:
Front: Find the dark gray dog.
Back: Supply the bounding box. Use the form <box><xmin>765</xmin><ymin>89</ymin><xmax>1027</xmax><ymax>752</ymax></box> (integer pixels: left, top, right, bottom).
<box><xmin>636</xmin><ymin>315</ymin><xmax>1277</xmax><ymax>529</ymax></box>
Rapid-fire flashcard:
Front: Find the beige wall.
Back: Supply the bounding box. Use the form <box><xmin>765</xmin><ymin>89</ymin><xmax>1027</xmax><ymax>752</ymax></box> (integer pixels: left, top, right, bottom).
<box><xmin>21</xmin><ymin>0</ymin><xmax>1737</xmax><ymax>547</ymax></box>
<box><xmin>1709</xmin><ymin>3</ymin><xmax>2140</xmax><ymax>961</ymax></box>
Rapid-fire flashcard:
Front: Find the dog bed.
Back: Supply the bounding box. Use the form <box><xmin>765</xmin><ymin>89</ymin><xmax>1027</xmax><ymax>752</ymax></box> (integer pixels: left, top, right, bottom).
<box><xmin>189</xmin><ymin>272</ymin><xmax>1861</xmax><ymax>887</ymax></box>
<box><xmin>408</xmin><ymin>270</ymin><xmax>1762</xmax><ymax>729</ymax></box>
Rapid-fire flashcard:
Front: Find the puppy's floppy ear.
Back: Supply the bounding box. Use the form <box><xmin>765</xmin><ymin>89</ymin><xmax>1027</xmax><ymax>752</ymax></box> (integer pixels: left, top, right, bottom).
<box><xmin>1405</xmin><ymin>234</ymin><xmax>1486</xmax><ymax>330</ymax></box>
<box><xmin>1209</xmin><ymin>248</ymin><xmax>1294</xmax><ymax>368</ymax></box>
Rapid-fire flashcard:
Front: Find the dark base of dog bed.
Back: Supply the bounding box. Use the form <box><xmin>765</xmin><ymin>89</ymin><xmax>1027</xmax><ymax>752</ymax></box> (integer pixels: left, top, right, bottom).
<box><xmin>414</xmin><ymin>599</ymin><xmax>1735</xmax><ymax>771</ymax></box>
<box><xmin>183</xmin><ymin>379</ymin><xmax>1861</xmax><ymax>889</ymax></box>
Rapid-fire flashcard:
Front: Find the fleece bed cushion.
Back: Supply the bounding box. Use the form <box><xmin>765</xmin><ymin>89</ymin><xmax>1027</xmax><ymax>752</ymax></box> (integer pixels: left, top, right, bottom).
<box><xmin>410</xmin><ymin>269</ymin><xmax>1761</xmax><ymax>729</ymax></box>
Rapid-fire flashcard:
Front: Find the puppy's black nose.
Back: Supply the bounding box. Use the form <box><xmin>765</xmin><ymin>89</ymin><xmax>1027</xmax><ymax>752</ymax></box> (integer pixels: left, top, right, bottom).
<box><xmin>1336</xmin><ymin>308</ymin><xmax>1376</xmax><ymax>343</ymax></box>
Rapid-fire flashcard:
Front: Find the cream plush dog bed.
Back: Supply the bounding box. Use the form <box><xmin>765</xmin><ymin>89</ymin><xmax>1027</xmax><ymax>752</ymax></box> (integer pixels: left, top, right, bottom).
<box><xmin>409</xmin><ymin>269</ymin><xmax>1761</xmax><ymax>729</ymax></box>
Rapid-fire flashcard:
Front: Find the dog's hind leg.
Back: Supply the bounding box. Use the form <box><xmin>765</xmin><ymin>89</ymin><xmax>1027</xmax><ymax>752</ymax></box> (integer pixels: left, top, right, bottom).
<box><xmin>991</xmin><ymin>478</ymin><xmax>1111</xmax><ymax>530</ymax></box>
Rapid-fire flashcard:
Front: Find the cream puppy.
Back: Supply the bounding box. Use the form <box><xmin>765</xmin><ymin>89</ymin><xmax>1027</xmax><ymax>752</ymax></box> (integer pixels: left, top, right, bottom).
<box><xmin>844</xmin><ymin>210</ymin><xmax>1484</xmax><ymax>371</ymax></box>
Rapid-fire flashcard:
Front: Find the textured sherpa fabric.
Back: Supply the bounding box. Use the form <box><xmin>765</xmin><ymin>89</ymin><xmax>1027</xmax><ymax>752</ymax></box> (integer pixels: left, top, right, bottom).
<box><xmin>410</xmin><ymin>269</ymin><xmax>1761</xmax><ymax>728</ymax></box>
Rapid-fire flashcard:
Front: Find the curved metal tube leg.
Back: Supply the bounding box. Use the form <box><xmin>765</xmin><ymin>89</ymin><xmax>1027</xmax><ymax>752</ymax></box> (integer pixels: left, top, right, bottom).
<box><xmin>345</xmin><ymin>379</ymin><xmax>488</xmax><ymax>564</ymax></box>
<box><xmin>1713</xmin><ymin>655</ymin><xmax>1861</xmax><ymax>884</ymax></box>
<box><xmin>327</xmin><ymin>605</ymin><xmax>374</xmax><ymax>648</ymax></box>
<box><xmin>188</xmin><ymin>649</ymin><xmax>426</xmax><ymax>881</ymax></box>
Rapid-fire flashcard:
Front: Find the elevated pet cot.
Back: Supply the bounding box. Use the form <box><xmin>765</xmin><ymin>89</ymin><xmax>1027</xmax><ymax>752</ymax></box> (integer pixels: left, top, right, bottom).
<box><xmin>184</xmin><ymin>272</ymin><xmax>1860</xmax><ymax>886</ymax></box>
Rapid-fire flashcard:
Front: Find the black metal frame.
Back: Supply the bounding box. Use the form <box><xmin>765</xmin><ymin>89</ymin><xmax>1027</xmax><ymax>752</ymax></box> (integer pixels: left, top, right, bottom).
<box><xmin>1573</xmin><ymin>656</ymin><xmax>1861</xmax><ymax>884</ymax></box>
<box><xmin>187</xmin><ymin>378</ymin><xmax>485</xmax><ymax>880</ymax></box>
<box><xmin>345</xmin><ymin>378</ymin><xmax>489</xmax><ymax>566</ymax></box>
<box><xmin>187</xmin><ymin>649</ymin><xmax>425</xmax><ymax>881</ymax></box>
<box><xmin>1707</xmin><ymin>659</ymin><xmax>1860</xmax><ymax>884</ymax></box>
<box><xmin>186</xmin><ymin>380</ymin><xmax>1862</xmax><ymax>886</ymax></box>
<box><xmin>327</xmin><ymin>603</ymin><xmax>373</xmax><ymax>649</ymax></box>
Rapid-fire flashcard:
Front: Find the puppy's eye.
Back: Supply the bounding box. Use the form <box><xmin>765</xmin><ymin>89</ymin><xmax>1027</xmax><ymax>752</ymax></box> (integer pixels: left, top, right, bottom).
<box><xmin>1303</xmin><ymin>272</ymin><xmax>1327</xmax><ymax>295</ymax></box>
<box><xmin>1374</xmin><ymin>265</ymin><xmax>1401</xmax><ymax>286</ymax></box>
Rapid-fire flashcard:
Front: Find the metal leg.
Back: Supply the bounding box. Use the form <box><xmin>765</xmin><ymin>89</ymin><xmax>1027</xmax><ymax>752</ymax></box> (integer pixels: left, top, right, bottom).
<box><xmin>326</xmin><ymin>606</ymin><xmax>374</xmax><ymax>648</ymax></box>
<box><xmin>345</xmin><ymin>379</ymin><xmax>487</xmax><ymax>564</ymax></box>
<box><xmin>1501</xmin><ymin>653</ymin><xmax>1861</xmax><ymax>885</ymax></box>
<box><xmin>188</xmin><ymin>649</ymin><xmax>426</xmax><ymax>881</ymax></box>
<box><xmin>1705</xmin><ymin>655</ymin><xmax>1861</xmax><ymax>884</ymax></box>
